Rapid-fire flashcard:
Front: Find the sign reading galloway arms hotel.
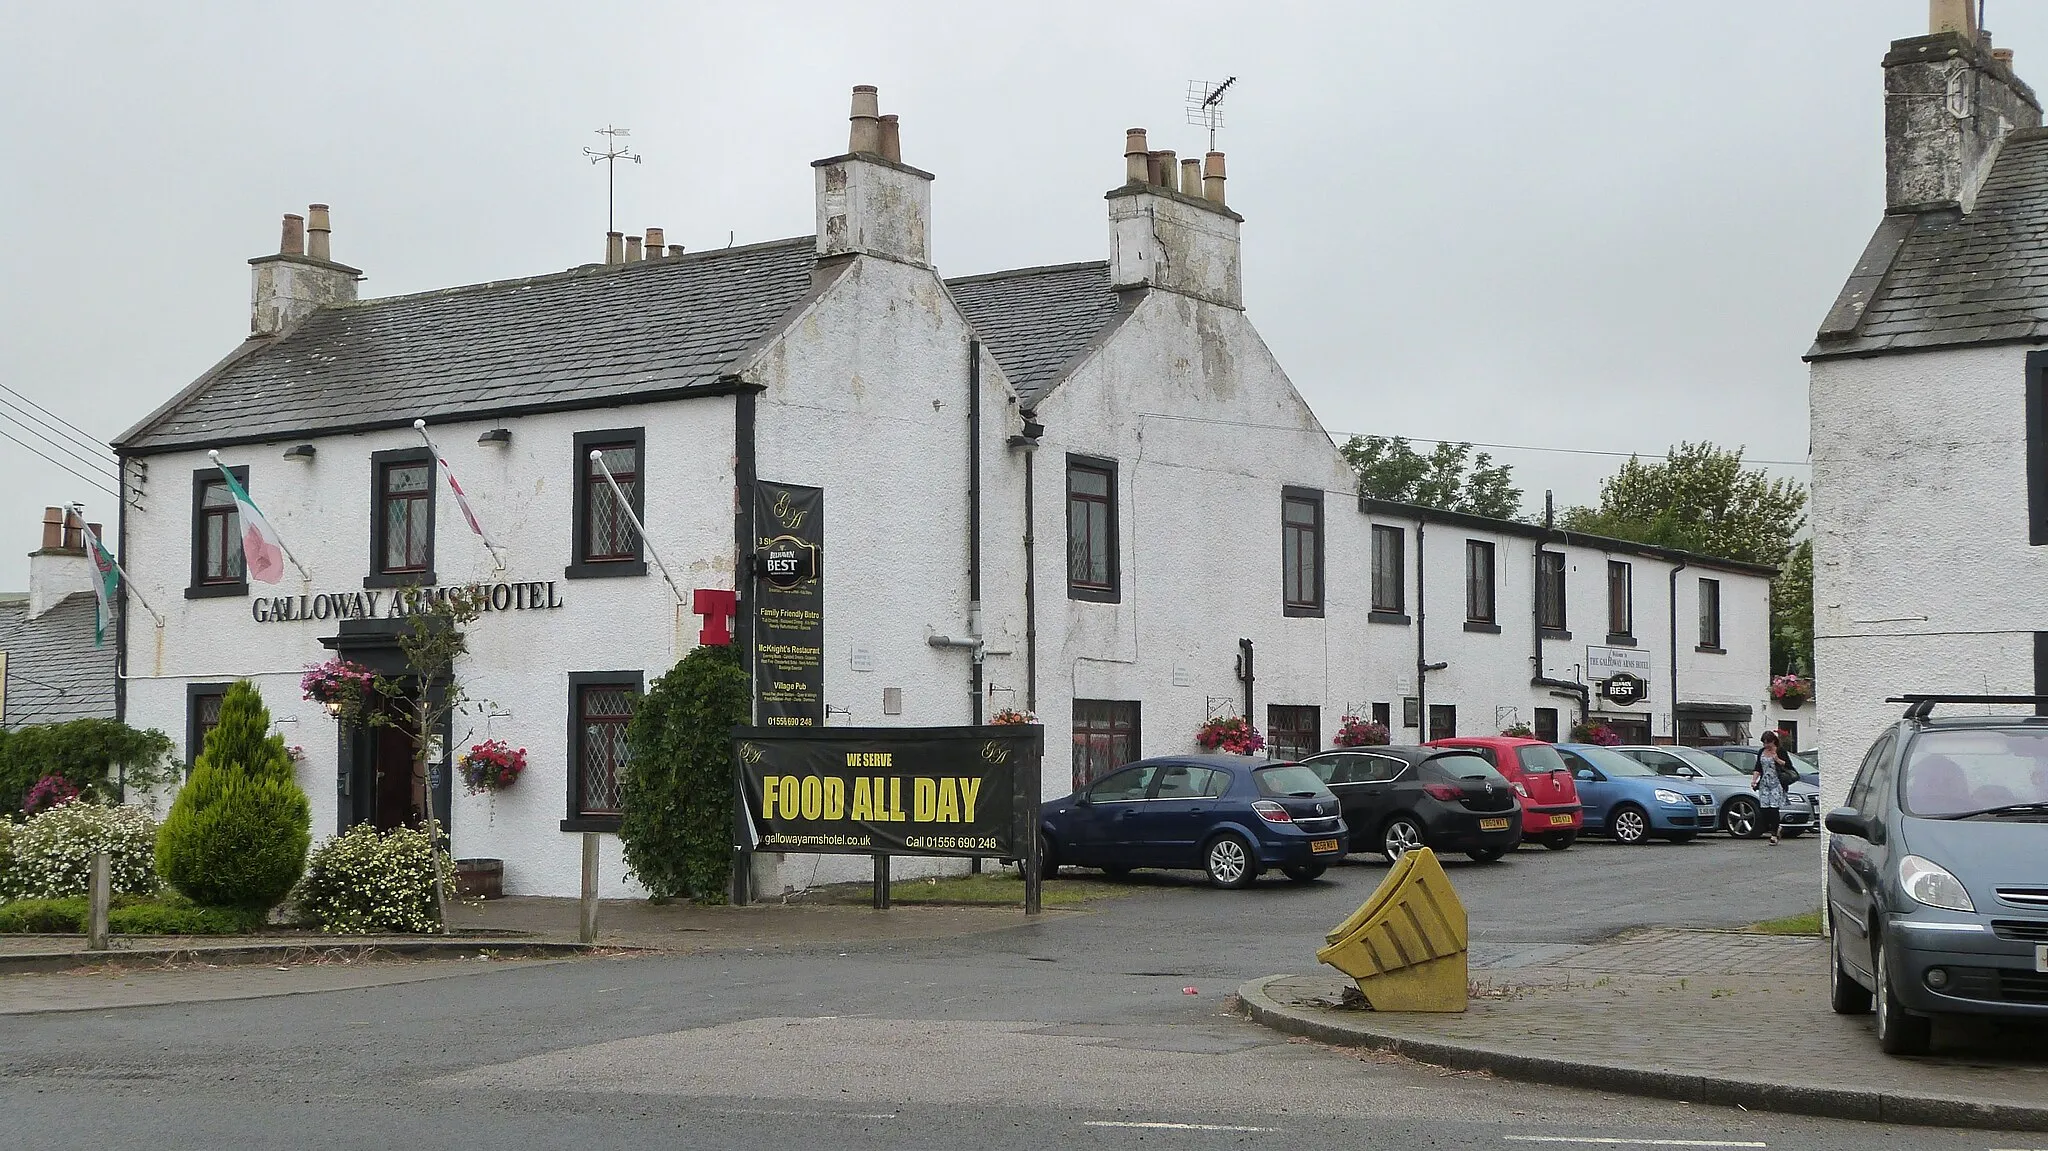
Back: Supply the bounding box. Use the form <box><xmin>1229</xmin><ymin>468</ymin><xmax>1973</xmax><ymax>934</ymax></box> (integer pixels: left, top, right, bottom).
<box><xmin>250</xmin><ymin>581</ymin><xmax>565</xmax><ymax>623</ymax></box>
<box><xmin>736</xmin><ymin>726</ymin><xmax>1043</xmax><ymax>858</ymax></box>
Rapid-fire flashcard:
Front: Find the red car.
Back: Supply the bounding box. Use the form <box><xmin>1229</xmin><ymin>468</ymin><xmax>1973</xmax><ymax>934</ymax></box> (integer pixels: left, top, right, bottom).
<box><xmin>1425</xmin><ymin>736</ymin><xmax>1584</xmax><ymax>850</ymax></box>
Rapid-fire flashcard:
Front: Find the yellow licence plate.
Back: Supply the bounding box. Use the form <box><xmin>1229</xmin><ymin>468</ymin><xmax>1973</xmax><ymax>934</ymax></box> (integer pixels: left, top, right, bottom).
<box><xmin>1549</xmin><ymin>813</ymin><xmax>1575</xmax><ymax>826</ymax></box>
<box><xmin>1480</xmin><ymin>818</ymin><xmax>1511</xmax><ymax>831</ymax></box>
<box><xmin>1311</xmin><ymin>838</ymin><xmax>1340</xmax><ymax>854</ymax></box>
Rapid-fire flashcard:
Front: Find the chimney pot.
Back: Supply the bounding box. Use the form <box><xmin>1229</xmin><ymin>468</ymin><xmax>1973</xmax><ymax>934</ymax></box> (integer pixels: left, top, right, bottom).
<box><xmin>1995</xmin><ymin>47</ymin><xmax>2016</xmax><ymax>69</ymax></box>
<box><xmin>40</xmin><ymin>506</ymin><xmax>64</xmax><ymax>551</ymax></box>
<box><xmin>605</xmin><ymin>231</ymin><xmax>625</xmax><ymax>265</ymax></box>
<box><xmin>625</xmin><ymin>236</ymin><xmax>644</xmax><ymax>262</ymax></box>
<box><xmin>306</xmin><ymin>203</ymin><xmax>332</xmax><ymax>262</ymax></box>
<box><xmin>279</xmin><ymin>213</ymin><xmax>305</xmax><ymax>256</ymax></box>
<box><xmin>1203</xmin><ymin>151</ymin><xmax>1227</xmax><ymax>204</ymax></box>
<box><xmin>1124</xmin><ymin>128</ymin><xmax>1151</xmax><ymax>183</ymax></box>
<box><xmin>1929</xmin><ymin>0</ymin><xmax>1977</xmax><ymax>37</ymax></box>
<box><xmin>644</xmin><ymin>226</ymin><xmax>665</xmax><ymax>253</ymax></box>
<box><xmin>1155</xmin><ymin>149</ymin><xmax>1177</xmax><ymax>188</ymax></box>
<box><xmin>879</xmin><ymin>113</ymin><xmax>902</xmax><ymax>163</ymax></box>
<box><xmin>849</xmin><ymin>85</ymin><xmax>882</xmax><ymax>154</ymax></box>
<box><xmin>1180</xmin><ymin>158</ymin><xmax>1202</xmax><ymax>197</ymax></box>
<box><xmin>668</xmin><ymin>245</ymin><xmax>686</xmax><ymax>258</ymax></box>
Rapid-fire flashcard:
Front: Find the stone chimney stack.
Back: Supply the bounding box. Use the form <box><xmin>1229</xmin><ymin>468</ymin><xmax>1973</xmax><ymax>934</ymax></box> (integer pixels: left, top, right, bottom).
<box><xmin>250</xmin><ymin>203</ymin><xmax>361</xmax><ymax>336</ymax></box>
<box><xmin>28</xmin><ymin>506</ymin><xmax>97</xmax><ymax>620</ymax></box>
<box><xmin>814</xmin><ymin>85</ymin><xmax>932</xmax><ymax>266</ymax></box>
<box><xmin>1883</xmin><ymin>6</ymin><xmax>2041</xmax><ymax>213</ymax></box>
<box><xmin>1106</xmin><ymin>128</ymin><xmax>1243</xmax><ymax>308</ymax></box>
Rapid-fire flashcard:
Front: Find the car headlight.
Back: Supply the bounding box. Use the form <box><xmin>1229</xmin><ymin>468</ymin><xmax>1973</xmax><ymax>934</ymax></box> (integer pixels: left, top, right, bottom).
<box><xmin>1653</xmin><ymin>789</ymin><xmax>1684</xmax><ymax>805</ymax></box>
<box><xmin>1900</xmin><ymin>855</ymin><xmax>1975</xmax><ymax>913</ymax></box>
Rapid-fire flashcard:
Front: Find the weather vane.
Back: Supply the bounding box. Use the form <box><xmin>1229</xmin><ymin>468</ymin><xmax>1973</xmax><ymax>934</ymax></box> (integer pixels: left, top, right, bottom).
<box><xmin>1185</xmin><ymin>77</ymin><xmax>1237</xmax><ymax>151</ymax></box>
<box><xmin>583</xmin><ymin>126</ymin><xmax>642</xmax><ymax>235</ymax></box>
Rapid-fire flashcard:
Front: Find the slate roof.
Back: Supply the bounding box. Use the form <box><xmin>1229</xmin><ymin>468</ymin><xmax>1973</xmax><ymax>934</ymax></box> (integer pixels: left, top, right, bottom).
<box><xmin>1810</xmin><ymin>127</ymin><xmax>2048</xmax><ymax>359</ymax></box>
<box><xmin>118</xmin><ymin>237</ymin><xmax>824</xmax><ymax>453</ymax></box>
<box><xmin>947</xmin><ymin>261</ymin><xmax>1130</xmax><ymax>407</ymax></box>
<box><xmin>0</xmin><ymin>592</ymin><xmax>116</xmax><ymax>727</ymax></box>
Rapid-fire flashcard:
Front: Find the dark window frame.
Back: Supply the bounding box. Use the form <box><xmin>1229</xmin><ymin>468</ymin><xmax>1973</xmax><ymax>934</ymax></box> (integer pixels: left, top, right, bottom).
<box><xmin>567</xmin><ymin>427</ymin><xmax>649</xmax><ymax>579</ymax></box>
<box><xmin>1533</xmin><ymin>706</ymin><xmax>1560</xmax><ymax>743</ymax></box>
<box><xmin>1537</xmin><ymin>550</ymin><xmax>1568</xmax><ymax>632</ymax></box>
<box><xmin>366</xmin><ymin>447</ymin><xmax>436</xmax><ymax>589</ymax></box>
<box><xmin>185</xmin><ymin>682</ymin><xmax>233</xmax><ymax>770</ymax></box>
<box><xmin>1697</xmin><ymin>576</ymin><xmax>1724</xmax><ymax>652</ymax></box>
<box><xmin>1281</xmin><ymin>486</ymin><xmax>1325</xmax><ymax>617</ymax></box>
<box><xmin>1267</xmin><ymin>704</ymin><xmax>1322</xmax><ymax>760</ymax></box>
<box><xmin>187</xmin><ymin>466</ymin><xmax>249</xmax><ymax>599</ymax></box>
<box><xmin>562</xmin><ymin>670</ymin><xmax>643</xmax><ymax>831</ymax></box>
<box><xmin>1428</xmin><ymin>704</ymin><xmax>1458</xmax><ymax>742</ymax></box>
<box><xmin>1371</xmin><ymin>701</ymin><xmax>1392</xmax><ymax>729</ymax></box>
<box><xmin>2029</xmin><ymin>350</ymin><xmax>2048</xmax><ymax>545</ymax></box>
<box><xmin>1065</xmin><ymin>454</ymin><xmax>1120</xmax><ymax>603</ymax></box>
<box><xmin>1370</xmin><ymin>524</ymin><xmax>1407</xmax><ymax>621</ymax></box>
<box><xmin>1465</xmin><ymin>539</ymin><xmax>1496</xmax><ymax>626</ymax></box>
<box><xmin>1072</xmin><ymin>698</ymin><xmax>1141</xmax><ymax>792</ymax></box>
<box><xmin>1607</xmin><ymin>559</ymin><xmax>1634</xmax><ymax>642</ymax></box>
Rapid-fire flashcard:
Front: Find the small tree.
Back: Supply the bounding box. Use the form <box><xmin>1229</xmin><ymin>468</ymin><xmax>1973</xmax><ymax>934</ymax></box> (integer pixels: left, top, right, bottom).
<box><xmin>156</xmin><ymin>680</ymin><xmax>311</xmax><ymax>911</ymax></box>
<box><xmin>1340</xmin><ymin>435</ymin><xmax>1524</xmax><ymax>519</ymax></box>
<box><xmin>620</xmin><ymin>643</ymin><xmax>750</xmax><ymax>903</ymax></box>
<box><xmin>1560</xmin><ymin>442</ymin><xmax>1806</xmax><ymax>566</ymax></box>
<box><xmin>1771</xmin><ymin>539</ymin><xmax>1814</xmax><ymax>676</ymax></box>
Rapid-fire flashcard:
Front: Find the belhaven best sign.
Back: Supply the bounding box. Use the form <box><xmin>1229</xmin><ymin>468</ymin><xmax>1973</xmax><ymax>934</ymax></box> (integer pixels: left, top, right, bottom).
<box><xmin>735</xmin><ymin>725</ymin><xmax>1044</xmax><ymax>859</ymax></box>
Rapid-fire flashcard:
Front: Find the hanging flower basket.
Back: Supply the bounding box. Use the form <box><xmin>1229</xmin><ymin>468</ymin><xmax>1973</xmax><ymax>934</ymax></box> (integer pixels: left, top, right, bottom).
<box><xmin>302</xmin><ymin>658</ymin><xmax>375</xmax><ymax>722</ymax></box>
<box><xmin>989</xmin><ymin>708</ymin><xmax>1039</xmax><ymax>726</ymax></box>
<box><xmin>458</xmin><ymin>740</ymin><xmax>527</xmax><ymax>795</ymax></box>
<box><xmin>1333</xmin><ymin>714</ymin><xmax>1390</xmax><ymax>747</ymax></box>
<box><xmin>1195</xmin><ymin>715</ymin><xmax>1265</xmax><ymax>756</ymax></box>
<box><xmin>1570</xmin><ymin>721</ymin><xmax>1621</xmax><ymax>746</ymax></box>
<box><xmin>1770</xmin><ymin>674</ymin><xmax>1812</xmax><ymax>709</ymax></box>
<box><xmin>1500</xmin><ymin>722</ymin><xmax>1536</xmax><ymax>739</ymax></box>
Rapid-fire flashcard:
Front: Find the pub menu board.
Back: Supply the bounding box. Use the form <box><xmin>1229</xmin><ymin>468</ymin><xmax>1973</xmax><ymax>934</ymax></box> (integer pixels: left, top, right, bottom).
<box><xmin>754</xmin><ymin>482</ymin><xmax>824</xmax><ymax>727</ymax></box>
<box><xmin>735</xmin><ymin>725</ymin><xmax>1045</xmax><ymax>858</ymax></box>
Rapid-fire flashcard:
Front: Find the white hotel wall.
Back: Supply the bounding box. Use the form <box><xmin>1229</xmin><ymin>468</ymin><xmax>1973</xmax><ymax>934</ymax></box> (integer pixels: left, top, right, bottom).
<box><xmin>120</xmin><ymin>398</ymin><xmax>739</xmax><ymax>898</ymax></box>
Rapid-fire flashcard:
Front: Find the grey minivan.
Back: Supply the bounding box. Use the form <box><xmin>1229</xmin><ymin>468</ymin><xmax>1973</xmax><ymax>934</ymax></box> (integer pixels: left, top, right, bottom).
<box><xmin>1824</xmin><ymin>696</ymin><xmax>2048</xmax><ymax>1055</ymax></box>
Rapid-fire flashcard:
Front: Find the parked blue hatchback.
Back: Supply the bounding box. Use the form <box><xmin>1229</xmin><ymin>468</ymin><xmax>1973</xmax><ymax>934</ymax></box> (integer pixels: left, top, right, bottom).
<box><xmin>1038</xmin><ymin>754</ymin><xmax>1348</xmax><ymax>888</ymax></box>
<box><xmin>1554</xmin><ymin>744</ymin><xmax>1718</xmax><ymax>845</ymax></box>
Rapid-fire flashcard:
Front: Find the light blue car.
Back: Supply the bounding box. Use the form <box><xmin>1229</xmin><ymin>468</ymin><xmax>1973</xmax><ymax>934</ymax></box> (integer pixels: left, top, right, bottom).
<box><xmin>1553</xmin><ymin>744</ymin><xmax>1719</xmax><ymax>845</ymax></box>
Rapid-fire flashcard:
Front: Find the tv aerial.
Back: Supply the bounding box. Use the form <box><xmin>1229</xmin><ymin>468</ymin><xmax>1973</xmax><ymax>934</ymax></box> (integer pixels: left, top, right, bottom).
<box><xmin>583</xmin><ymin>126</ymin><xmax>641</xmax><ymax>235</ymax></box>
<box><xmin>1185</xmin><ymin>77</ymin><xmax>1237</xmax><ymax>151</ymax></box>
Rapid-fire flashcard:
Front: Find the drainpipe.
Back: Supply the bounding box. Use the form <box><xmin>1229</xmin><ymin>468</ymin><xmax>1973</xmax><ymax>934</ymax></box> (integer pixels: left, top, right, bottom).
<box><xmin>967</xmin><ymin>340</ymin><xmax>983</xmax><ymax>725</ymax></box>
<box><xmin>1414</xmin><ymin>517</ymin><xmax>1430</xmax><ymax>736</ymax></box>
<box><xmin>1668</xmin><ymin>557</ymin><xmax>1688</xmax><ymax>745</ymax></box>
<box><xmin>1237</xmin><ymin>638</ymin><xmax>1255</xmax><ymax>727</ymax></box>
<box><xmin>1530</xmin><ymin>495</ymin><xmax>1590</xmax><ymax>729</ymax></box>
<box><xmin>1009</xmin><ymin>410</ymin><xmax>1043</xmax><ymax>714</ymax></box>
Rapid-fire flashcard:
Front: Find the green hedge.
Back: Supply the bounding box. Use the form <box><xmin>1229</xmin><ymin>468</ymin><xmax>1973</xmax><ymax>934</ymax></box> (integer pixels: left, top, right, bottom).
<box><xmin>620</xmin><ymin>643</ymin><xmax>750</xmax><ymax>903</ymax></box>
<box><xmin>0</xmin><ymin>893</ymin><xmax>261</xmax><ymax>935</ymax></box>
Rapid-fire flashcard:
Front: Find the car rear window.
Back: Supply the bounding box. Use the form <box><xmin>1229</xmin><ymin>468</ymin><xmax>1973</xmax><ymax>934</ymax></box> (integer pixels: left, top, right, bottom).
<box><xmin>1422</xmin><ymin>754</ymin><xmax>1508</xmax><ymax>786</ymax></box>
<box><xmin>1254</xmin><ymin>764</ymin><xmax>1332</xmax><ymax>798</ymax></box>
<box><xmin>1516</xmin><ymin>745</ymin><xmax>1569</xmax><ymax>775</ymax></box>
<box><xmin>1901</xmin><ymin>729</ymin><xmax>2048</xmax><ymax>817</ymax></box>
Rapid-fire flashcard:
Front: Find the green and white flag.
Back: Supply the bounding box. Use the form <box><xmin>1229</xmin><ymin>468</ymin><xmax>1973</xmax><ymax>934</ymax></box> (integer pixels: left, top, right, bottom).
<box><xmin>75</xmin><ymin>516</ymin><xmax>119</xmax><ymax>646</ymax></box>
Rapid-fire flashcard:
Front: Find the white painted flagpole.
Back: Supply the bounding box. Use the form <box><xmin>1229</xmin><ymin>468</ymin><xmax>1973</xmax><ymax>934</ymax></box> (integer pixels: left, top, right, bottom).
<box><xmin>590</xmin><ymin>450</ymin><xmax>688</xmax><ymax>606</ymax></box>
<box><xmin>206</xmin><ymin>451</ymin><xmax>313</xmax><ymax>584</ymax></box>
<box><xmin>65</xmin><ymin>504</ymin><xmax>164</xmax><ymax>628</ymax></box>
<box><xmin>413</xmin><ymin>420</ymin><xmax>509</xmax><ymax>572</ymax></box>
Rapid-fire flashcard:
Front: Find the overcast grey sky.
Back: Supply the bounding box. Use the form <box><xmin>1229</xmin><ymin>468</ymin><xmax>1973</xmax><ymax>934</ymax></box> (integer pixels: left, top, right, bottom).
<box><xmin>1</xmin><ymin>0</ymin><xmax>2038</xmax><ymax>588</ymax></box>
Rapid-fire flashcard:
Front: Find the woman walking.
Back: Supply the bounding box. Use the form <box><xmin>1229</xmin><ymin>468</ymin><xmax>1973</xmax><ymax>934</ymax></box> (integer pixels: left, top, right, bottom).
<box><xmin>1752</xmin><ymin>730</ymin><xmax>1792</xmax><ymax>845</ymax></box>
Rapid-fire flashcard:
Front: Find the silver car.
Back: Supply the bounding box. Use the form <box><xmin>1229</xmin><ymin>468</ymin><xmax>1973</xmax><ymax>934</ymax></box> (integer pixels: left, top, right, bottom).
<box><xmin>1612</xmin><ymin>745</ymin><xmax>1822</xmax><ymax>837</ymax></box>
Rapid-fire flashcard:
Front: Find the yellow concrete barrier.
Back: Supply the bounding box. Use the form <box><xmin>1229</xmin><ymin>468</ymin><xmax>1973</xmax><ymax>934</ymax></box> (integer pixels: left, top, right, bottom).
<box><xmin>1315</xmin><ymin>846</ymin><xmax>1468</xmax><ymax>1012</ymax></box>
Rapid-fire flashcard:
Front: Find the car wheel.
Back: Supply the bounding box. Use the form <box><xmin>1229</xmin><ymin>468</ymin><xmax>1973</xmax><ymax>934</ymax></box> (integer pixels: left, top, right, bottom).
<box><xmin>1467</xmin><ymin>847</ymin><xmax>1506</xmax><ymax>863</ymax></box>
<box><xmin>1610</xmin><ymin>804</ymin><xmax>1650</xmax><ymax>845</ymax></box>
<box><xmin>1540</xmin><ymin>831</ymin><xmax>1576</xmax><ymax>851</ymax></box>
<box><xmin>1203</xmin><ymin>833</ymin><xmax>1256</xmax><ymax>889</ymax></box>
<box><xmin>1036</xmin><ymin>834</ymin><xmax>1059</xmax><ymax>881</ymax></box>
<box><xmin>1381</xmin><ymin>816</ymin><xmax>1426</xmax><ymax>861</ymax></box>
<box><xmin>1281</xmin><ymin>863</ymin><xmax>1325</xmax><ymax>882</ymax></box>
<box><xmin>1874</xmin><ymin>935</ymin><xmax>1932</xmax><ymax>1055</ymax></box>
<box><xmin>1723</xmin><ymin>797</ymin><xmax>1760</xmax><ymax>839</ymax></box>
<box><xmin>1664</xmin><ymin>832</ymin><xmax>1696</xmax><ymax>845</ymax></box>
<box><xmin>1830</xmin><ymin>930</ymin><xmax>1872</xmax><ymax>1016</ymax></box>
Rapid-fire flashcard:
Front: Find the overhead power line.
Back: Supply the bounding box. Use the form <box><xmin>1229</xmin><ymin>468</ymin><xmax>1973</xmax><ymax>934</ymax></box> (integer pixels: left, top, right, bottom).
<box><xmin>0</xmin><ymin>405</ymin><xmax>120</xmax><ymax>481</ymax></box>
<box><xmin>0</xmin><ymin>421</ymin><xmax>120</xmax><ymax>497</ymax></box>
<box><xmin>0</xmin><ymin>381</ymin><xmax>113</xmax><ymax>462</ymax></box>
<box><xmin>1135</xmin><ymin>413</ymin><xmax>1813</xmax><ymax>468</ymax></box>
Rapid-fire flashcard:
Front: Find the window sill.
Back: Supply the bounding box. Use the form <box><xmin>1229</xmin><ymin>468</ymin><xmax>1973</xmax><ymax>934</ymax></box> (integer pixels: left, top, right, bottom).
<box><xmin>1695</xmin><ymin>644</ymin><xmax>1727</xmax><ymax>655</ymax></box>
<box><xmin>365</xmin><ymin>571</ymin><xmax>435</xmax><ymax>590</ymax></box>
<box><xmin>560</xmin><ymin>816</ymin><xmax>622</xmax><ymax>833</ymax></box>
<box><xmin>1463</xmin><ymin>621</ymin><xmax>1502</xmax><ymax>634</ymax></box>
<box><xmin>565</xmin><ymin>560</ymin><xmax>648</xmax><ymax>580</ymax></box>
<box><xmin>185</xmin><ymin>582</ymin><xmax>248</xmax><ymax>600</ymax></box>
<box><xmin>1540</xmin><ymin>627</ymin><xmax>1572</xmax><ymax>641</ymax></box>
<box><xmin>1283</xmin><ymin>603</ymin><xmax>1325</xmax><ymax>619</ymax></box>
<box><xmin>1067</xmin><ymin>585</ymin><xmax>1121</xmax><ymax>604</ymax></box>
<box><xmin>1604</xmin><ymin>633</ymin><xmax>1638</xmax><ymax>647</ymax></box>
<box><xmin>1368</xmin><ymin>611</ymin><xmax>1411</xmax><ymax>626</ymax></box>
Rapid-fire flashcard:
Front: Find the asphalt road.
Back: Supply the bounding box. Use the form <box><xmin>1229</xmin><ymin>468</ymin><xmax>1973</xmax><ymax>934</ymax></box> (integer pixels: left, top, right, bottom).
<box><xmin>5</xmin><ymin>833</ymin><xmax>2023</xmax><ymax>1151</ymax></box>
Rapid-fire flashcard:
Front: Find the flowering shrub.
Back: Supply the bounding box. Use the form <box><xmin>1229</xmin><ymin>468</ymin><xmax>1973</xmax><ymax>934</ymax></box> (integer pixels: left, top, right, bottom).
<box><xmin>21</xmin><ymin>774</ymin><xmax>81</xmax><ymax>816</ymax></box>
<box><xmin>1570</xmin><ymin>721</ymin><xmax>1621</xmax><ymax>746</ymax></box>
<box><xmin>1770</xmin><ymin>674</ymin><xmax>1811</xmax><ymax>708</ymax></box>
<box><xmin>293</xmin><ymin>823</ymin><xmax>448</xmax><ymax>934</ymax></box>
<box><xmin>457</xmin><ymin>740</ymin><xmax>526</xmax><ymax>795</ymax></box>
<box><xmin>989</xmin><ymin>708</ymin><xmax>1039</xmax><ymax>726</ymax></box>
<box><xmin>1195</xmin><ymin>716</ymin><xmax>1265</xmax><ymax>755</ymax></box>
<box><xmin>1</xmin><ymin>802</ymin><xmax>160</xmax><ymax>901</ymax></box>
<box><xmin>301</xmin><ymin>658</ymin><xmax>375</xmax><ymax>720</ymax></box>
<box><xmin>1333</xmin><ymin>715</ymin><xmax>1390</xmax><ymax>747</ymax></box>
<box><xmin>1500</xmin><ymin>723</ymin><xmax>1537</xmax><ymax>738</ymax></box>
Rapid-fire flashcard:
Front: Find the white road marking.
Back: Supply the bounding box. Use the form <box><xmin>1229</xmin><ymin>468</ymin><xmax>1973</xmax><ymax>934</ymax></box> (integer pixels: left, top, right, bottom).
<box><xmin>1499</xmin><ymin>1130</ymin><xmax>1769</xmax><ymax>1138</ymax></box>
<box><xmin>1085</xmin><ymin>1121</ymin><xmax>1277</xmax><ymax>1133</ymax></box>
<box><xmin>1504</xmin><ymin>1139</ymin><xmax>1767</xmax><ymax>1149</ymax></box>
<box><xmin>712</xmin><ymin>1107</ymin><xmax>899</xmax><ymax>1120</ymax></box>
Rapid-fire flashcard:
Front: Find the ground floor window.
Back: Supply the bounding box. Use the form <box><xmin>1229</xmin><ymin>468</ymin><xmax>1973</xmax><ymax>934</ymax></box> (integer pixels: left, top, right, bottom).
<box><xmin>1533</xmin><ymin>707</ymin><xmax>1559</xmax><ymax>743</ymax></box>
<box><xmin>1598</xmin><ymin>714</ymin><xmax>1653</xmax><ymax>745</ymax></box>
<box><xmin>1777</xmin><ymin>719</ymin><xmax>1800</xmax><ymax>750</ymax></box>
<box><xmin>566</xmin><ymin>672</ymin><xmax>642</xmax><ymax>829</ymax></box>
<box><xmin>1267</xmin><ymin>705</ymin><xmax>1321</xmax><ymax>760</ymax></box>
<box><xmin>1428</xmin><ymin>704</ymin><xmax>1457</xmax><ymax>742</ymax></box>
<box><xmin>1677</xmin><ymin>715</ymin><xmax>1748</xmax><ymax>746</ymax></box>
<box><xmin>1072</xmin><ymin>699</ymin><xmax>1141</xmax><ymax>791</ymax></box>
<box><xmin>1371</xmin><ymin>701</ymin><xmax>1391</xmax><ymax>729</ymax></box>
<box><xmin>186</xmin><ymin>683</ymin><xmax>231</xmax><ymax>769</ymax></box>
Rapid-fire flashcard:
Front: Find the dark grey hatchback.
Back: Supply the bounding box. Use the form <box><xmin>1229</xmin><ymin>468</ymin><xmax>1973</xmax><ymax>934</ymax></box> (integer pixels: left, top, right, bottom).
<box><xmin>1825</xmin><ymin>696</ymin><xmax>2048</xmax><ymax>1055</ymax></box>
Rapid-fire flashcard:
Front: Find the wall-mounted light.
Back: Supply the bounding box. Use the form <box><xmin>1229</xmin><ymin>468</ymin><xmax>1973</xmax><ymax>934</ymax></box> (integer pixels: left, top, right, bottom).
<box><xmin>325</xmin><ymin>699</ymin><xmax>344</xmax><ymax>717</ymax></box>
<box><xmin>283</xmin><ymin>444</ymin><xmax>317</xmax><ymax>460</ymax></box>
<box><xmin>478</xmin><ymin>428</ymin><xmax>512</xmax><ymax>446</ymax></box>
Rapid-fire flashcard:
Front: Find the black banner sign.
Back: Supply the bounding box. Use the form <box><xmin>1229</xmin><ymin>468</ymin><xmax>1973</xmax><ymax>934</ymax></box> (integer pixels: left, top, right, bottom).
<box><xmin>736</xmin><ymin>725</ymin><xmax>1044</xmax><ymax>858</ymax></box>
<box><xmin>753</xmin><ymin>482</ymin><xmax>823</xmax><ymax>727</ymax></box>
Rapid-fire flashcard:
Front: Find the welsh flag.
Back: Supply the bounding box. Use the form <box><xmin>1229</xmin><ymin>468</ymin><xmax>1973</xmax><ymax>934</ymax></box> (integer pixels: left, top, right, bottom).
<box><xmin>76</xmin><ymin>519</ymin><xmax>120</xmax><ymax>646</ymax></box>
<box><xmin>216</xmin><ymin>466</ymin><xmax>288</xmax><ymax>584</ymax></box>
